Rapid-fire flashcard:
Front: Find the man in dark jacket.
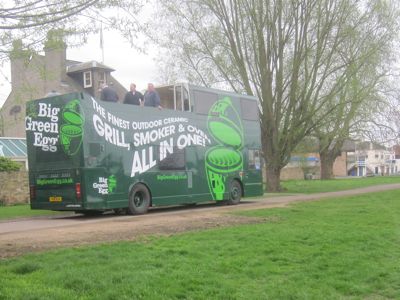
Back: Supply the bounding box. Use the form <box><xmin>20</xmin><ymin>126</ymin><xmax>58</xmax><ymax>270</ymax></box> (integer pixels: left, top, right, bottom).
<box><xmin>100</xmin><ymin>83</ymin><xmax>119</xmax><ymax>102</ymax></box>
<box><xmin>144</xmin><ymin>83</ymin><xmax>162</xmax><ymax>109</ymax></box>
<box><xmin>123</xmin><ymin>83</ymin><xmax>144</xmax><ymax>105</ymax></box>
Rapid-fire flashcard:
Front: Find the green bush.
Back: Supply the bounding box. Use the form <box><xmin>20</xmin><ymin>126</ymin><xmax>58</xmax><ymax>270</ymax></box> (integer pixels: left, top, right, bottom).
<box><xmin>0</xmin><ymin>157</ymin><xmax>21</xmax><ymax>171</ymax></box>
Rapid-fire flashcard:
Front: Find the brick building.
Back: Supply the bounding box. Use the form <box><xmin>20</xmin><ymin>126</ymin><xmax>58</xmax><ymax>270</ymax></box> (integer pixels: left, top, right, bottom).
<box><xmin>280</xmin><ymin>140</ymin><xmax>354</xmax><ymax>180</ymax></box>
<box><xmin>0</xmin><ymin>32</ymin><xmax>127</xmax><ymax>137</ymax></box>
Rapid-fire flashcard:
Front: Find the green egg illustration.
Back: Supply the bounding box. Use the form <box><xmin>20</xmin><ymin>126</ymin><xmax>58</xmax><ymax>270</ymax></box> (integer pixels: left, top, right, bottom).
<box><xmin>206</xmin><ymin>170</ymin><xmax>225</xmax><ymax>200</ymax></box>
<box><xmin>61</xmin><ymin>124</ymin><xmax>82</xmax><ymax>137</ymax></box>
<box><xmin>206</xmin><ymin>147</ymin><xmax>242</xmax><ymax>173</ymax></box>
<box><xmin>61</xmin><ymin>125</ymin><xmax>83</xmax><ymax>156</ymax></box>
<box><xmin>208</xmin><ymin>121</ymin><xmax>242</xmax><ymax>149</ymax></box>
<box><xmin>63</xmin><ymin>111</ymin><xmax>83</xmax><ymax>125</ymax></box>
<box><xmin>205</xmin><ymin>147</ymin><xmax>243</xmax><ymax>200</ymax></box>
<box><xmin>60</xmin><ymin>99</ymin><xmax>85</xmax><ymax>156</ymax></box>
<box><xmin>205</xmin><ymin>97</ymin><xmax>244</xmax><ymax>201</ymax></box>
<box><xmin>207</xmin><ymin>97</ymin><xmax>243</xmax><ymax>150</ymax></box>
<box><xmin>108</xmin><ymin>175</ymin><xmax>117</xmax><ymax>193</ymax></box>
<box><xmin>63</xmin><ymin>99</ymin><xmax>85</xmax><ymax>125</ymax></box>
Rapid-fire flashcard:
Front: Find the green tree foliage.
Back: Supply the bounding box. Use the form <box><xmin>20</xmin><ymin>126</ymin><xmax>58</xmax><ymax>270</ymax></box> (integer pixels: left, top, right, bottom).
<box><xmin>313</xmin><ymin>1</ymin><xmax>398</xmax><ymax>179</ymax></box>
<box><xmin>0</xmin><ymin>157</ymin><xmax>21</xmax><ymax>171</ymax></box>
<box><xmin>153</xmin><ymin>0</ymin><xmax>399</xmax><ymax>191</ymax></box>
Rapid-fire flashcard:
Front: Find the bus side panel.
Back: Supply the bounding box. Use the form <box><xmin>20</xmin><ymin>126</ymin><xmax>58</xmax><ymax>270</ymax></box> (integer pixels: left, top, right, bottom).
<box><xmin>81</xmin><ymin>168</ymin><xmax>112</xmax><ymax>210</ymax></box>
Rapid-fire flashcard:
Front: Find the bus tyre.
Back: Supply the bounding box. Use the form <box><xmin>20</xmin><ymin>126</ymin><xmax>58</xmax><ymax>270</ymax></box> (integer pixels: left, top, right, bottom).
<box><xmin>128</xmin><ymin>184</ymin><xmax>151</xmax><ymax>215</ymax></box>
<box><xmin>227</xmin><ymin>180</ymin><xmax>242</xmax><ymax>205</ymax></box>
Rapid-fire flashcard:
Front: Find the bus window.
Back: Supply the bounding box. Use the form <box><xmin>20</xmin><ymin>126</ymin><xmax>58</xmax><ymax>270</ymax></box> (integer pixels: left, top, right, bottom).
<box><xmin>159</xmin><ymin>147</ymin><xmax>185</xmax><ymax>170</ymax></box>
<box><xmin>194</xmin><ymin>90</ymin><xmax>218</xmax><ymax>115</ymax></box>
<box><xmin>156</xmin><ymin>85</ymin><xmax>175</xmax><ymax>109</ymax></box>
<box><xmin>175</xmin><ymin>85</ymin><xmax>191</xmax><ymax>112</ymax></box>
<box><xmin>156</xmin><ymin>85</ymin><xmax>191</xmax><ymax>112</ymax></box>
<box><xmin>248</xmin><ymin>149</ymin><xmax>261</xmax><ymax>170</ymax></box>
<box><xmin>175</xmin><ymin>86</ymin><xmax>183</xmax><ymax>111</ymax></box>
<box><xmin>241</xmin><ymin>98</ymin><xmax>259</xmax><ymax>121</ymax></box>
<box><xmin>183</xmin><ymin>86</ymin><xmax>190</xmax><ymax>112</ymax></box>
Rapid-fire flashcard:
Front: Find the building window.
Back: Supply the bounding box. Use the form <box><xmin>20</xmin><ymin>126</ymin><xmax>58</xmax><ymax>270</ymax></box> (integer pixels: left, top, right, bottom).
<box><xmin>98</xmin><ymin>72</ymin><xmax>106</xmax><ymax>85</ymax></box>
<box><xmin>83</xmin><ymin>71</ymin><xmax>92</xmax><ymax>88</ymax></box>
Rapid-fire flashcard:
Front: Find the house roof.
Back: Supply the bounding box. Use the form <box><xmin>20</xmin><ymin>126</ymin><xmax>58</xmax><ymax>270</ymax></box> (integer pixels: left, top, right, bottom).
<box><xmin>341</xmin><ymin>140</ymin><xmax>356</xmax><ymax>152</ymax></box>
<box><xmin>0</xmin><ymin>137</ymin><xmax>27</xmax><ymax>158</ymax></box>
<box><xmin>66</xmin><ymin>60</ymin><xmax>115</xmax><ymax>74</ymax></box>
<box><xmin>356</xmin><ymin>141</ymin><xmax>386</xmax><ymax>151</ymax></box>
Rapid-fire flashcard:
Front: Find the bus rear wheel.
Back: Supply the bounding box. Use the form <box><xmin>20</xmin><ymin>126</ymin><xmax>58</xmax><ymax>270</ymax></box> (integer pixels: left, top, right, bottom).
<box><xmin>227</xmin><ymin>180</ymin><xmax>242</xmax><ymax>205</ymax></box>
<box><xmin>128</xmin><ymin>184</ymin><xmax>151</xmax><ymax>215</ymax></box>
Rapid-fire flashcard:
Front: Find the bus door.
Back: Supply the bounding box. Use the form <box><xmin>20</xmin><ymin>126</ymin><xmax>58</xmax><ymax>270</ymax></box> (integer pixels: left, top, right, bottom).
<box><xmin>83</xmin><ymin>142</ymin><xmax>127</xmax><ymax>210</ymax></box>
<box><xmin>185</xmin><ymin>146</ymin><xmax>209</xmax><ymax>202</ymax></box>
<box><xmin>244</xmin><ymin>148</ymin><xmax>263</xmax><ymax>196</ymax></box>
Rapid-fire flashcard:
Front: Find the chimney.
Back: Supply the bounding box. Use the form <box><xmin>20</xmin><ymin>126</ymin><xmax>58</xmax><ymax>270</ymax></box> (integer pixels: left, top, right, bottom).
<box><xmin>44</xmin><ymin>30</ymin><xmax>67</xmax><ymax>92</ymax></box>
<box><xmin>9</xmin><ymin>40</ymin><xmax>31</xmax><ymax>90</ymax></box>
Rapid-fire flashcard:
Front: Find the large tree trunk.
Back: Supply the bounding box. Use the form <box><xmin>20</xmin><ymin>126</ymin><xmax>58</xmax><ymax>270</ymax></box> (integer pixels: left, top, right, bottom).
<box><xmin>319</xmin><ymin>150</ymin><xmax>337</xmax><ymax>180</ymax></box>
<box><xmin>265</xmin><ymin>166</ymin><xmax>282</xmax><ymax>192</ymax></box>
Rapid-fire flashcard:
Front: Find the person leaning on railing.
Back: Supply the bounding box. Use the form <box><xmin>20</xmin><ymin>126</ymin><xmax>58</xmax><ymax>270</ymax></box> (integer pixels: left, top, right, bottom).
<box><xmin>143</xmin><ymin>83</ymin><xmax>162</xmax><ymax>110</ymax></box>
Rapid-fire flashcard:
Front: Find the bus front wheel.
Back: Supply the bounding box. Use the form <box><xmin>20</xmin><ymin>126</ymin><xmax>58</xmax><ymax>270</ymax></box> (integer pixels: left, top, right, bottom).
<box><xmin>227</xmin><ymin>180</ymin><xmax>242</xmax><ymax>205</ymax></box>
<box><xmin>128</xmin><ymin>184</ymin><xmax>151</xmax><ymax>215</ymax></box>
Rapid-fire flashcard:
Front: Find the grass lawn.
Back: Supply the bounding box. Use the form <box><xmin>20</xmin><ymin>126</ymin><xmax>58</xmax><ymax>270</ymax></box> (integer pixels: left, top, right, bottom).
<box><xmin>0</xmin><ymin>205</ymin><xmax>67</xmax><ymax>221</ymax></box>
<box><xmin>281</xmin><ymin>175</ymin><xmax>400</xmax><ymax>194</ymax></box>
<box><xmin>1</xmin><ymin>189</ymin><xmax>400</xmax><ymax>299</ymax></box>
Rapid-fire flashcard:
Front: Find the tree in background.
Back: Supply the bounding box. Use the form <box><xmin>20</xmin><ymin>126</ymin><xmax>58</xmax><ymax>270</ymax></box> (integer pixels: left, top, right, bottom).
<box><xmin>361</xmin><ymin>78</ymin><xmax>400</xmax><ymax>147</ymax></box>
<box><xmin>313</xmin><ymin>2</ymin><xmax>398</xmax><ymax>179</ymax></box>
<box><xmin>153</xmin><ymin>0</ymin><xmax>399</xmax><ymax>191</ymax></box>
<box><xmin>315</xmin><ymin>66</ymin><xmax>392</xmax><ymax>179</ymax></box>
<box><xmin>0</xmin><ymin>0</ymin><xmax>143</xmax><ymax>62</ymax></box>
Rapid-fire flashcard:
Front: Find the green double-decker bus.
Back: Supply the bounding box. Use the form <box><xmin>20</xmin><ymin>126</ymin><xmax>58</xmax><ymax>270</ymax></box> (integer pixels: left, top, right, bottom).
<box><xmin>26</xmin><ymin>84</ymin><xmax>263</xmax><ymax>215</ymax></box>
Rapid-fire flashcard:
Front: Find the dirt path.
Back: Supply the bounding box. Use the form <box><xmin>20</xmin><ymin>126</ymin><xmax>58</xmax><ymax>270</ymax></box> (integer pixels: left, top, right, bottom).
<box><xmin>1</xmin><ymin>183</ymin><xmax>399</xmax><ymax>259</ymax></box>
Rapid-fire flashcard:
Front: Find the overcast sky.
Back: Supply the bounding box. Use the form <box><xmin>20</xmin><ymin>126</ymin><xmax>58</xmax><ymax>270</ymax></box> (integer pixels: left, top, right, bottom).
<box><xmin>0</xmin><ymin>29</ymin><xmax>158</xmax><ymax>108</ymax></box>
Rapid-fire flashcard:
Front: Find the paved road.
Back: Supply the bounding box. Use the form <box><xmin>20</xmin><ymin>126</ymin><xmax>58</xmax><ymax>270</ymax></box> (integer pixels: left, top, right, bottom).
<box><xmin>1</xmin><ymin>183</ymin><xmax>399</xmax><ymax>258</ymax></box>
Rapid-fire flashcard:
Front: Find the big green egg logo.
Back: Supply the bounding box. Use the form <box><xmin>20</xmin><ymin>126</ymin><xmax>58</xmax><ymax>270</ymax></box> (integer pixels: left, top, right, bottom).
<box><xmin>60</xmin><ymin>100</ymin><xmax>85</xmax><ymax>156</ymax></box>
<box><xmin>206</xmin><ymin>97</ymin><xmax>243</xmax><ymax>200</ymax></box>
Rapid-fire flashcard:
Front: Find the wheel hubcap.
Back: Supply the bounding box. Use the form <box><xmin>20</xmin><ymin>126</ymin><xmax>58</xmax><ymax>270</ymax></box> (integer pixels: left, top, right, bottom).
<box><xmin>232</xmin><ymin>187</ymin><xmax>239</xmax><ymax>199</ymax></box>
<box><xmin>134</xmin><ymin>192</ymin><xmax>143</xmax><ymax>207</ymax></box>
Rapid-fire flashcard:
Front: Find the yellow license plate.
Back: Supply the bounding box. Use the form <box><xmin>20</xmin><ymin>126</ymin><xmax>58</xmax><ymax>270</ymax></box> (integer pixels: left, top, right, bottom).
<box><xmin>49</xmin><ymin>196</ymin><xmax>62</xmax><ymax>202</ymax></box>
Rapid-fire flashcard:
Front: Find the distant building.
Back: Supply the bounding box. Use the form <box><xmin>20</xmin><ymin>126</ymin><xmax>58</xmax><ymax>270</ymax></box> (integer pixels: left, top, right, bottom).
<box><xmin>281</xmin><ymin>140</ymin><xmax>355</xmax><ymax>180</ymax></box>
<box><xmin>393</xmin><ymin>145</ymin><xmax>400</xmax><ymax>159</ymax></box>
<box><xmin>347</xmin><ymin>141</ymin><xmax>399</xmax><ymax>176</ymax></box>
<box><xmin>0</xmin><ymin>31</ymin><xmax>127</xmax><ymax>137</ymax></box>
